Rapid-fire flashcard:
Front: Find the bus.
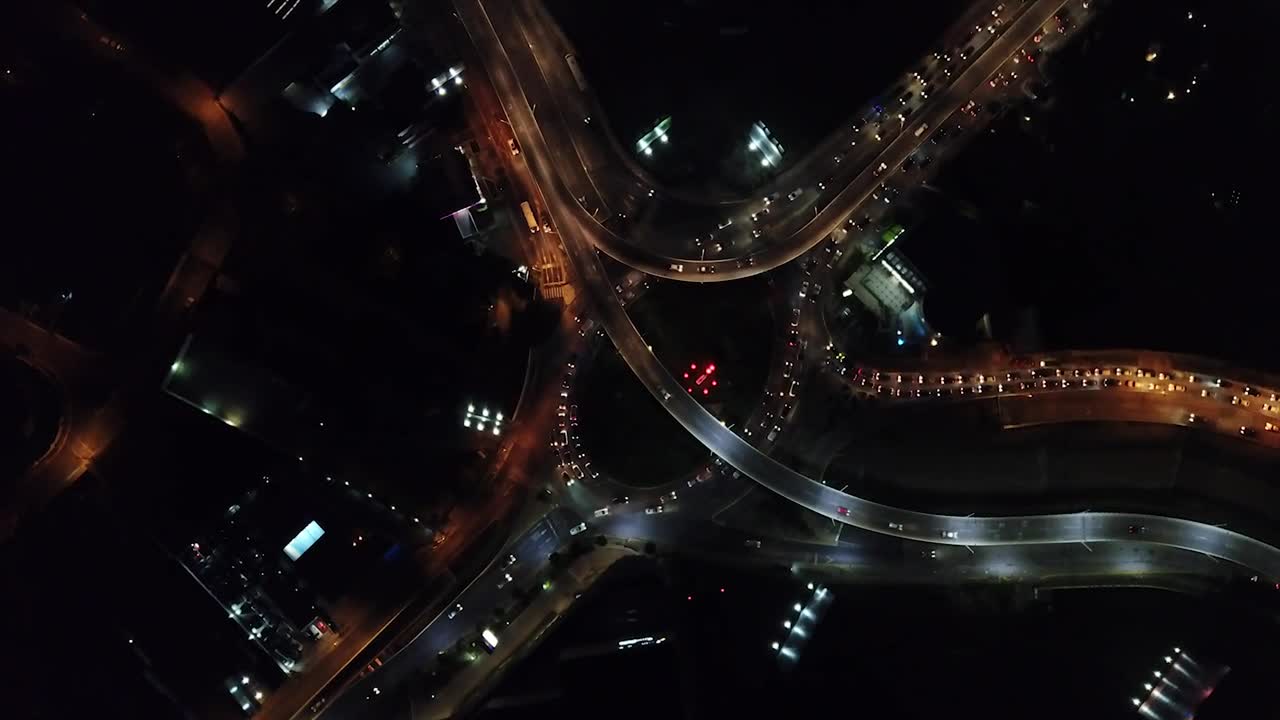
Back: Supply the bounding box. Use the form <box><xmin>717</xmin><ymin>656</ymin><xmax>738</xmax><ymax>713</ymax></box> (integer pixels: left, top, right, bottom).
<box><xmin>565</xmin><ymin>53</ymin><xmax>588</xmax><ymax>91</ymax></box>
<box><xmin>520</xmin><ymin>201</ymin><xmax>539</xmax><ymax>233</ymax></box>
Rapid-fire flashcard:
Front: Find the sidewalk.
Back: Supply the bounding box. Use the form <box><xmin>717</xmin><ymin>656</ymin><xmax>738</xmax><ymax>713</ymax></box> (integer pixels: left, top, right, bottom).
<box><xmin>414</xmin><ymin>544</ymin><xmax>635</xmax><ymax>720</ymax></box>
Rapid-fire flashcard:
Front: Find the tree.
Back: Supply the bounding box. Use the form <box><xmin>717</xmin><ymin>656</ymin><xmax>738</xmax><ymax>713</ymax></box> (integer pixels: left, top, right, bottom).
<box><xmin>644</xmin><ymin>541</ymin><xmax>656</xmax><ymax>555</ymax></box>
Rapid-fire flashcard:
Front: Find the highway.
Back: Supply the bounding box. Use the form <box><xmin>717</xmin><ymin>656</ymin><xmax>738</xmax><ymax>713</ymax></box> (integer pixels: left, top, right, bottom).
<box><xmin>477</xmin><ymin>0</ymin><xmax>1072</xmax><ymax>280</ymax></box>
<box><xmin>313</xmin><ymin>508</ymin><xmax>581</xmax><ymax>720</ymax></box>
<box><xmin>835</xmin><ymin>360</ymin><xmax>1280</xmax><ymax>445</ymax></box>
<box><xmin>455</xmin><ymin>0</ymin><xmax>1280</xmax><ymax>582</ymax></box>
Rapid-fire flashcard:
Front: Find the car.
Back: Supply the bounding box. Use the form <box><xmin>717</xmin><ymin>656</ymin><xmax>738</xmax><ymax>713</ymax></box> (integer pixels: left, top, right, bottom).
<box><xmin>940</xmin><ymin>530</ymin><xmax>958</xmax><ymax>539</ymax></box>
<box><xmin>799</xmin><ymin>282</ymin><xmax>809</xmax><ymax>298</ymax></box>
<box><xmin>1244</xmin><ymin>386</ymin><xmax>1260</xmax><ymax>396</ymax></box>
<box><xmin>787</xmin><ymin>188</ymin><xmax>804</xmax><ymax>201</ymax></box>
<box><xmin>791</xmin><ymin>308</ymin><xmax>800</xmax><ymax>327</ymax></box>
<box><xmin>500</xmin><ymin>554</ymin><xmax>517</xmax><ymax>570</ymax></box>
<box><xmin>1240</xmin><ymin>426</ymin><xmax>1256</xmax><ymax>437</ymax></box>
<box><xmin>593</xmin><ymin>507</ymin><xmax>610</xmax><ymax>518</ymax></box>
<box><xmin>836</xmin><ymin>506</ymin><xmax>849</xmax><ymax>516</ymax></box>
<box><xmin>644</xmin><ymin>505</ymin><xmax>664</xmax><ymax>515</ymax></box>
<box><xmin>1265</xmin><ymin>422</ymin><xmax>1279</xmax><ymax>433</ymax></box>
<box><xmin>887</xmin><ymin>522</ymin><xmax>903</xmax><ymax>531</ymax></box>
<box><xmin>1127</xmin><ymin>525</ymin><xmax>1145</xmax><ymax>534</ymax></box>
<box><xmin>497</xmin><ymin>572</ymin><xmax>514</xmax><ymax>589</ymax></box>
<box><xmin>507</xmin><ymin>138</ymin><xmax>520</xmax><ymax>156</ymax></box>
<box><xmin>612</xmin><ymin>495</ymin><xmax>629</xmax><ymax>505</ymax></box>
<box><xmin>661</xmin><ymin>490</ymin><xmax>678</xmax><ymax>502</ymax></box>
<box><xmin>447</xmin><ymin>603</ymin><xmax>464</xmax><ymax>619</ymax></box>
<box><xmin>744</xmin><ymin>539</ymin><xmax>762</xmax><ymax>549</ymax></box>
<box><xmin>569</xmin><ymin>522</ymin><xmax>587</xmax><ymax>535</ymax></box>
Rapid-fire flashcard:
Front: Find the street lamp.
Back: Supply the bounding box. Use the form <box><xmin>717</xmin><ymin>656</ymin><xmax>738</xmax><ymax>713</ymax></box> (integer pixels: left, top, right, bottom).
<box><xmin>463</xmin><ymin>403</ymin><xmax>504</xmax><ymax>435</ymax></box>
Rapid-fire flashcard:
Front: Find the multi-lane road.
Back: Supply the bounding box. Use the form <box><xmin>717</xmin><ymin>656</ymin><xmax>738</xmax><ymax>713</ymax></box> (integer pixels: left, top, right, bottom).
<box><xmin>286</xmin><ymin>2</ymin><xmax>1280</xmax><ymax>717</ymax></box>
<box><xmin>457</xmin><ymin>0</ymin><xmax>1280</xmax><ymax>579</ymax></box>
<box><xmin>482</xmin><ymin>0</ymin><xmax>1074</xmax><ymax>280</ymax></box>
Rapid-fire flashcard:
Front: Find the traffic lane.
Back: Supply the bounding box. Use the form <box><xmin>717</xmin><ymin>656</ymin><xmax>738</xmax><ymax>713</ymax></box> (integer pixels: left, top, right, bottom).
<box><xmin>321</xmin><ymin>507</ymin><xmax>579</xmax><ymax>719</ymax></box>
<box><xmin>600</xmin><ymin>506</ymin><xmax>1238</xmax><ymax>591</ymax></box>
<box><xmin>530</xmin><ymin>0</ymin><xmax>1075</xmax><ymax>281</ymax></box>
<box><xmin>508</xmin><ymin>0</ymin><xmax>871</xmax><ymax>234</ymax></box>
<box><xmin>477</xmin><ymin>0</ymin><xmax>1069</xmax><ymax>280</ymax></box>
<box><xmin>844</xmin><ymin>368</ymin><xmax>1280</xmax><ymax>441</ymax></box>
<box><xmin>580</xmin><ymin>255</ymin><xmax>1280</xmax><ymax>577</ymax></box>
<box><xmin>461</xmin><ymin>0</ymin><xmax>1280</xmax><ymax>580</ymax></box>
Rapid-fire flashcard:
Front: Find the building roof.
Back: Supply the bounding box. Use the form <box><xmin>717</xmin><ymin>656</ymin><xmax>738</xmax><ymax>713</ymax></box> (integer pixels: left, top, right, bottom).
<box><xmin>421</xmin><ymin>146</ymin><xmax>484</xmax><ymax>219</ymax></box>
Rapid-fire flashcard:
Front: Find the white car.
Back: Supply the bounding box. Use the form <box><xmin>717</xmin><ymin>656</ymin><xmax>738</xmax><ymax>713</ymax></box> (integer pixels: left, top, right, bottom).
<box><xmin>447</xmin><ymin>603</ymin><xmax>463</xmax><ymax>619</ymax></box>
<box><xmin>593</xmin><ymin>507</ymin><xmax>610</xmax><ymax>518</ymax></box>
<box><xmin>887</xmin><ymin>522</ymin><xmax>903</xmax><ymax>531</ymax></box>
<box><xmin>644</xmin><ymin>505</ymin><xmax>664</xmax><ymax>515</ymax></box>
<box><xmin>569</xmin><ymin>522</ymin><xmax>587</xmax><ymax>535</ymax></box>
<box><xmin>940</xmin><ymin>530</ymin><xmax>959</xmax><ymax>539</ymax></box>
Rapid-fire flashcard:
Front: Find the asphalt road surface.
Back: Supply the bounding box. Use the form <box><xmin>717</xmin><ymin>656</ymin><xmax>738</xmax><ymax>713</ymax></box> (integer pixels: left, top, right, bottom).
<box><xmin>455</xmin><ymin>0</ymin><xmax>1280</xmax><ymax>581</ymax></box>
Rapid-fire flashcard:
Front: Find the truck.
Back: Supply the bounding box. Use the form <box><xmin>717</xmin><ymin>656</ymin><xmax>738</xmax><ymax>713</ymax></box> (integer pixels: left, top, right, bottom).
<box><xmin>520</xmin><ymin>201</ymin><xmax>539</xmax><ymax>233</ymax></box>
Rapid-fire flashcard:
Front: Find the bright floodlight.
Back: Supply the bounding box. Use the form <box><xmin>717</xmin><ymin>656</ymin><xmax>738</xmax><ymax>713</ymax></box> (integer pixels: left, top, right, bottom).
<box><xmin>783</xmin><ymin>621</ymin><xmax>792</xmax><ymax>628</ymax></box>
<box><xmin>465</xmin><ymin>403</ymin><xmax>504</xmax><ymax>435</ymax></box>
<box><xmin>749</xmin><ymin>140</ymin><xmax>758</xmax><ymax>150</ymax></box>
<box><xmin>771</xmin><ymin>642</ymin><xmax>780</xmax><ymax>650</ymax></box>
<box><xmin>761</xmin><ymin>158</ymin><xmax>770</xmax><ymax>167</ymax></box>
<box><xmin>241</xmin><ymin>677</ymin><xmax>250</xmax><ymax>685</ymax></box>
<box><xmin>1165</xmin><ymin>656</ymin><xmax>1173</xmax><ymax>663</ymax></box>
<box><xmin>1153</xmin><ymin>671</ymin><xmax>1162</xmax><ymax>678</ymax></box>
<box><xmin>660</xmin><ymin>133</ymin><xmax>669</xmax><ymax>143</ymax></box>
<box><xmin>437</xmin><ymin>87</ymin><xmax>447</xmax><ymax>96</ymax></box>
<box><xmin>1131</xmin><ymin>698</ymin><xmax>1141</xmax><ymax>706</ymax></box>
<box><xmin>644</xmin><ymin>146</ymin><xmax>653</xmax><ymax>155</ymax></box>
<box><xmin>793</xmin><ymin>603</ymin><xmax>802</xmax><ymax>612</ymax></box>
<box><xmin>1144</xmin><ymin>683</ymin><xmax>1153</xmax><ymax>690</ymax></box>
<box><xmin>454</xmin><ymin>76</ymin><xmax>463</xmax><ymax>85</ymax></box>
<box><xmin>807</xmin><ymin>582</ymin><xmax>814</xmax><ymax>590</ymax></box>
<box><xmin>1173</xmin><ymin>647</ymin><xmax>1181</xmax><ymax>653</ymax></box>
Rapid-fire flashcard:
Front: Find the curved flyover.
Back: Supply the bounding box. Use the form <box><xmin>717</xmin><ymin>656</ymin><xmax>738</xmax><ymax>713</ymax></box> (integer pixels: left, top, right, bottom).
<box><xmin>484</xmin><ymin>0</ymin><xmax>1074</xmax><ymax>281</ymax></box>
